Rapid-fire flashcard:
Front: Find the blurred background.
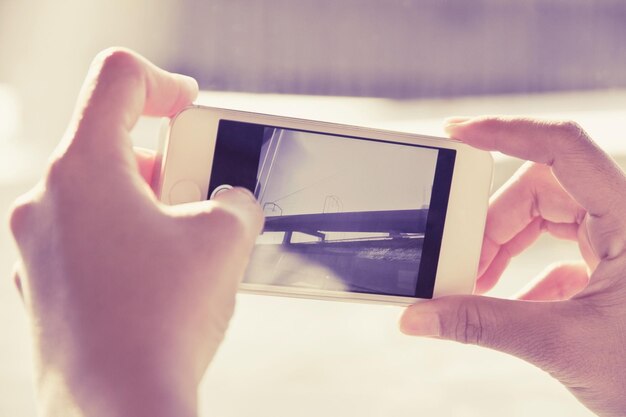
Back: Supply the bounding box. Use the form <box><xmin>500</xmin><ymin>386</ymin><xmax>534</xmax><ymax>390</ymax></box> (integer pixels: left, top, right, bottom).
<box><xmin>2</xmin><ymin>1</ymin><xmax>626</xmax><ymax>416</ymax></box>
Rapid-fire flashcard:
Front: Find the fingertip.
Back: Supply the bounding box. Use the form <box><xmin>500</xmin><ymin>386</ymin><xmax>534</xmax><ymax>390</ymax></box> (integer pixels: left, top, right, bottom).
<box><xmin>165</xmin><ymin>74</ymin><xmax>198</xmax><ymax>116</ymax></box>
<box><xmin>212</xmin><ymin>187</ymin><xmax>257</xmax><ymax>205</ymax></box>
<box><xmin>133</xmin><ymin>147</ymin><xmax>156</xmax><ymax>184</ymax></box>
<box><xmin>399</xmin><ymin>304</ymin><xmax>442</xmax><ymax>337</ymax></box>
<box><xmin>515</xmin><ymin>261</ymin><xmax>589</xmax><ymax>301</ymax></box>
<box><xmin>398</xmin><ymin>307</ymin><xmax>414</xmax><ymax>334</ymax></box>
<box><xmin>173</xmin><ymin>73</ymin><xmax>199</xmax><ymax>100</ymax></box>
<box><xmin>443</xmin><ymin>117</ymin><xmax>474</xmax><ymax>138</ymax></box>
<box><xmin>474</xmin><ymin>261</ymin><xmax>506</xmax><ymax>294</ymax></box>
<box><xmin>444</xmin><ymin>116</ymin><xmax>472</xmax><ymax>126</ymax></box>
<box><xmin>213</xmin><ymin>187</ymin><xmax>264</xmax><ymax>234</ymax></box>
<box><xmin>474</xmin><ymin>278</ymin><xmax>494</xmax><ymax>295</ymax></box>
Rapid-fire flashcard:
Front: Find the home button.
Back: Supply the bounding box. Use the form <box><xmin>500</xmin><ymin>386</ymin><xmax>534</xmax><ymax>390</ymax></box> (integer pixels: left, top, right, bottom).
<box><xmin>168</xmin><ymin>180</ymin><xmax>202</xmax><ymax>204</ymax></box>
<box><xmin>209</xmin><ymin>184</ymin><xmax>234</xmax><ymax>199</ymax></box>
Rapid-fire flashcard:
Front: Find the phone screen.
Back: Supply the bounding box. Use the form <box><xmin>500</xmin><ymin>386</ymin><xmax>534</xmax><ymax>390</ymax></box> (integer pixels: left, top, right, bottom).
<box><xmin>208</xmin><ymin>120</ymin><xmax>456</xmax><ymax>299</ymax></box>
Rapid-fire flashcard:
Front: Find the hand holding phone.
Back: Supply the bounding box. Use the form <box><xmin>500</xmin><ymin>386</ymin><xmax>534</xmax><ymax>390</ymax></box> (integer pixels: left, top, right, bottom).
<box><xmin>155</xmin><ymin>107</ymin><xmax>493</xmax><ymax>304</ymax></box>
<box><xmin>402</xmin><ymin>116</ymin><xmax>626</xmax><ymax>417</ymax></box>
<box><xmin>8</xmin><ymin>49</ymin><xmax>263</xmax><ymax>417</ymax></box>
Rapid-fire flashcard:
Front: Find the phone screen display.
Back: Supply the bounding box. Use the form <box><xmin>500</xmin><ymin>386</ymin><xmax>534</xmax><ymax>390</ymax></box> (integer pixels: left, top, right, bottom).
<box><xmin>208</xmin><ymin>120</ymin><xmax>456</xmax><ymax>299</ymax></box>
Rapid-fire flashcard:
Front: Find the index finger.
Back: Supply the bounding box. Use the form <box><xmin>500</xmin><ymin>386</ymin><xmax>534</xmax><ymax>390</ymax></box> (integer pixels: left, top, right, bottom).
<box><xmin>67</xmin><ymin>48</ymin><xmax>198</xmax><ymax>154</ymax></box>
<box><xmin>445</xmin><ymin>117</ymin><xmax>626</xmax><ymax>219</ymax></box>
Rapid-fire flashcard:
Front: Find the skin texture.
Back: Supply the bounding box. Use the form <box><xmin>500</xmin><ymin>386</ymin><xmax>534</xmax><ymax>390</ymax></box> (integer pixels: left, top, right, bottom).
<box><xmin>8</xmin><ymin>48</ymin><xmax>263</xmax><ymax>417</ymax></box>
<box><xmin>8</xmin><ymin>48</ymin><xmax>626</xmax><ymax>417</ymax></box>
<box><xmin>400</xmin><ymin>116</ymin><xmax>626</xmax><ymax>417</ymax></box>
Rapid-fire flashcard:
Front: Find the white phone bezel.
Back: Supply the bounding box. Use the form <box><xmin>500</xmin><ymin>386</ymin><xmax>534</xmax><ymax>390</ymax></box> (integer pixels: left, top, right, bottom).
<box><xmin>155</xmin><ymin>106</ymin><xmax>493</xmax><ymax>306</ymax></box>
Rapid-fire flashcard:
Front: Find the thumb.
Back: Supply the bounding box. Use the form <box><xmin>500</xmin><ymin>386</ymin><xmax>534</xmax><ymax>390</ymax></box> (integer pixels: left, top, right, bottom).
<box><xmin>210</xmin><ymin>187</ymin><xmax>265</xmax><ymax>239</ymax></box>
<box><xmin>400</xmin><ymin>295</ymin><xmax>562</xmax><ymax>365</ymax></box>
<box><xmin>168</xmin><ymin>186</ymin><xmax>264</xmax><ymax>243</ymax></box>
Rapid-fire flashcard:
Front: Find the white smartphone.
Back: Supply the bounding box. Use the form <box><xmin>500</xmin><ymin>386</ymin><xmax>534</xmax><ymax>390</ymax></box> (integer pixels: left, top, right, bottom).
<box><xmin>154</xmin><ymin>106</ymin><xmax>493</xmax><ymax>305</ymax></box>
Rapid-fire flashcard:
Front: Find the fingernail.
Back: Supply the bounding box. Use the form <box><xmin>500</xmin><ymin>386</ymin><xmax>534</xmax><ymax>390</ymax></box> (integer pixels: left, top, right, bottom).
<box><xmin>444</xmin><ymin>116</ymin><xmax>471</xmax><ymax>126</ymax></box>
<box><xmin>215</xmin><ymin>187</ymin><xmax>257</xmax><ymax>204</ymax></box>
<box><xmin>443</xmin><ymin>117</ymin><xmax>472</xmax><ymax>136</ymax></box>
<box><xmin>400</xmin><ymin>311</ymin><xmax>441</xmax><ymax>337</ymax></box>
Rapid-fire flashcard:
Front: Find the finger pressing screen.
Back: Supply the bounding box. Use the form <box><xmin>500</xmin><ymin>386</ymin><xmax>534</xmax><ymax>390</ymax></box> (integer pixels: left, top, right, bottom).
<box><xmin>210</xmin><ymin>187</ymin><xmax>265</xmax><ymax>239</ymax></box>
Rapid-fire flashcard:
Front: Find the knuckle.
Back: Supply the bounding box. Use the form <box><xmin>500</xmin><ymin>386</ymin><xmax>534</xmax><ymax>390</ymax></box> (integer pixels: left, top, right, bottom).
<box><xmin>204</xmin><ymin>206</ymin><xmax>248</xmax><ymax>242</ymax></box>
<box><xmin>554</xmin><ymin>120</ymin><xmax>585</xmax><ymax>138</ymax></box>
<box><xmin>93</xmin><ymin>48</ymin><xmax>142</xmax><ymax>81</ymax></box>
<box><xmin>12</xmin><ymin>263</ymin><xmax>24</xmax><ymax>300</ymax></box>
<box><xmin>452</xmin><ymin>301</ymin><xmax>490</xmax><ymax>346</ymax></box>
<box><xmin>546</xmin><ymin>120</ymin><xmax>595</xmax><ymax>165</ymax></box>
<box><xmin>552</xmin><ymin>120</ymin><xmax>593</xmax><ymax>149</ymax></box>
<box><xmin>8</xmin><ymin>195</ymin><xmax>37</xmax><ymax>239</ymax></box>
<box><xmin>42</xmin><ymin>156</ymin><xmax>91</xmax><ymax>204</ymax></box>
<box><xmin>45</xmin><ymin>157</ymin><xmax>74</xmax><ymax>191</ymax></box>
